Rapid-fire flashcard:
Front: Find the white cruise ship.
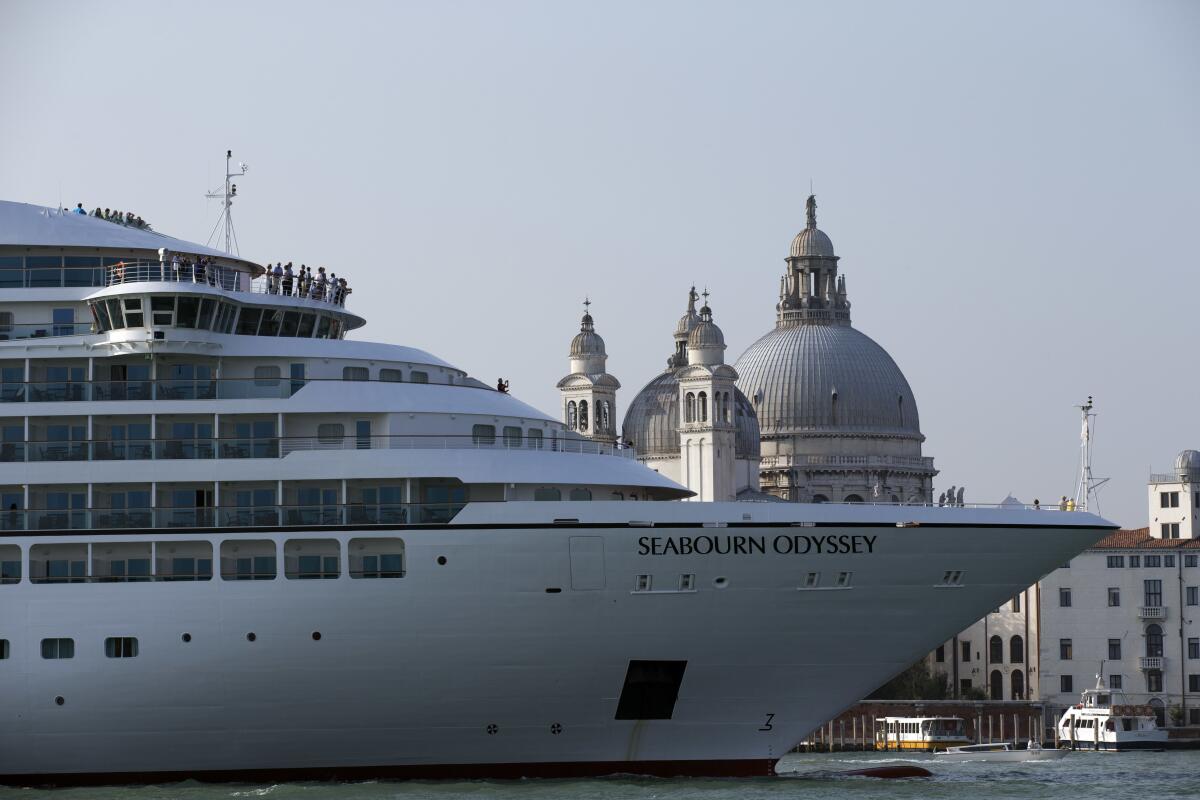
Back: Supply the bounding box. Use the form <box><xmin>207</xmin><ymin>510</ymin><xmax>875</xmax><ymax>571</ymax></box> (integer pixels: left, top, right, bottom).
<box><xmin>0</xmin><ymin>198</ymin><xmax>1113</xmax><ymax>785</ymax></box>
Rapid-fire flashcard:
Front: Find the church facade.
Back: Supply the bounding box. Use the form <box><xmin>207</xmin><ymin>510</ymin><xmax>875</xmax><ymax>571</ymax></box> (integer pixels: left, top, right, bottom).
<box><xmin>557</xmin><ymin>195</ymin><xmax>936</xmax><ymax>505</ymax></box>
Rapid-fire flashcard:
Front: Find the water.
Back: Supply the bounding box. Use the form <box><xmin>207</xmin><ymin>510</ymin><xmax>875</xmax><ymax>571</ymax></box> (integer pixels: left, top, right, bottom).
<box><xmin>1</xmin><ymin>752</ymin><xmax>1197</xmax><ymax>800</ymax></box>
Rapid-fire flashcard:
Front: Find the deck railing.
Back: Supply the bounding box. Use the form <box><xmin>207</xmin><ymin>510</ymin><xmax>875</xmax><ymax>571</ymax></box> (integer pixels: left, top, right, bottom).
<box><xmin>1</xmin><ymin>433</ymin><xmax>634</xmax><ymax>464</ymax></box>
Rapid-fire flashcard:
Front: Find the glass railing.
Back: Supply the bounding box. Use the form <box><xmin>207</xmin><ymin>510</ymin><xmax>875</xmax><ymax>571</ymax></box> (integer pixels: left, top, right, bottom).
<box><xmin>1</xmin><ymin>433</ymin><xmax>630</xmax><ymax>462</ymax></box>
<box><xmin>1</xmin><ymin>502</ymin><xmax>465</xmax><ymax>532</ymax></box>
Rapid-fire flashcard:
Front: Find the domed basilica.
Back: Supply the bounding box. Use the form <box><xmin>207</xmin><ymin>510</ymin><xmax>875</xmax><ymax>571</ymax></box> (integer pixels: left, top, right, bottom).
<box><xmin>557</xmin><ymin>195</ymin><xmax>936</xmax><ymax>503</ymax></box>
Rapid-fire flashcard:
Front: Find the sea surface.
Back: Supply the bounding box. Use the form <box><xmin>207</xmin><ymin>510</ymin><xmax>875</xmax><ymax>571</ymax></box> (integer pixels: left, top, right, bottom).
<box><xmin>2</xmin><ymin>752</ymin><xmax>1197</xmax><ymax>800</ymax></box>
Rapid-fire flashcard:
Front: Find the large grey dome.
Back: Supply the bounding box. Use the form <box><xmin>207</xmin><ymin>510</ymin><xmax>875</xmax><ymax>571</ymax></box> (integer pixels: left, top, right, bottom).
<box><xmin>621</xmin><ymin>371</ymin><xmax>760</xmax><ymax>459</ymax></box>
<box><xmin>734</xmin><ymin>324</ymin><xmax>920</xmax><ymax>437</ymax></box>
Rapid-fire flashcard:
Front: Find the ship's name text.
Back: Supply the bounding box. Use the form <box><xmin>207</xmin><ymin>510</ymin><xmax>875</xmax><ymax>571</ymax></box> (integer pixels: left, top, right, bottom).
<box><xmin>637</xmin><ymin>534</ymin><xmax>877</xmax><ymax>556</ymax></box>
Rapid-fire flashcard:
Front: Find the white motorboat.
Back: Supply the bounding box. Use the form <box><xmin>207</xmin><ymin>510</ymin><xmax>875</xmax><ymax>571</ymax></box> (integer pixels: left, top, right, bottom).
<box><xmin>1056</xmin><ymin>675</ymin><xmax>1169</xmax><ymax>751</ymax></box>
<box><xmin>934</xmin><ymin>741</ymin><xmax>1068</xmax><ymax>762</ymax></box>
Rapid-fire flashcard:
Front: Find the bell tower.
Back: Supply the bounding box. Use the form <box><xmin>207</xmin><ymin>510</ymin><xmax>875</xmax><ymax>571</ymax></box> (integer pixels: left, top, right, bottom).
<box><xmin>556</xmin><ymin>299</ymin><xmax>620</xmax><ymax>445</ymax></box>
<box><xmin>676</xmin><ymin>293</ymin><xmax>738</xmax><ymax>501</ymax></box>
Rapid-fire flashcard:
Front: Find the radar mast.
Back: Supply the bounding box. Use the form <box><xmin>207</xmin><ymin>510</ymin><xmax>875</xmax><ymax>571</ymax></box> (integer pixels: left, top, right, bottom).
<box><xmin>205</xmin><ymin>149</ymin><xmax>248</xmax><ymax>255</ymax></box>
<box><xmin>1072</xmin><ymin>396</ymin><xmax>1109</xmax><ymax>512</ymax></box>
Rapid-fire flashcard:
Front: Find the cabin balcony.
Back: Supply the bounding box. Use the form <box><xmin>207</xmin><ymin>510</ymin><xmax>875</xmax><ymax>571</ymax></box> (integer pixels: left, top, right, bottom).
<box><xmin>1138</xmin><ymin>606</ymin><xmax>1167</xmax><ymax>620</ymax></box>
<box><xmin>1139</xmin><ymin>656</ymin><xmax>1165</xmax><ymax>670</ymax></box>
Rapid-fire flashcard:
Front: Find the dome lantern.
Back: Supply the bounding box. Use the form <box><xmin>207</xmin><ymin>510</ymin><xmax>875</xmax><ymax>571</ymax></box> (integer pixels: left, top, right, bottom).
<box><xmin>778</xmin><ymin>194</ymin><xmax>850</xmax><ymax>327</ymax></box>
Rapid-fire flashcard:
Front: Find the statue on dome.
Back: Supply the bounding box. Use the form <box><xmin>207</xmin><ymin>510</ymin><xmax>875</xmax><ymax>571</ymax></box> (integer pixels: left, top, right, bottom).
<box><xmin>806</xmin><ymin>194</ymin><xmax>817</xmax><ymax>228</ymax></box>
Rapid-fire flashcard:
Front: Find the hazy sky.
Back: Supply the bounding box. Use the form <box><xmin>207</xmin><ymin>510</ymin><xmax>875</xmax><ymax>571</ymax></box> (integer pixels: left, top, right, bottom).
<box><xmin>2</xmin><ymin>1</ymin><xmax>1197</xmax><ymax>527</ymax></box>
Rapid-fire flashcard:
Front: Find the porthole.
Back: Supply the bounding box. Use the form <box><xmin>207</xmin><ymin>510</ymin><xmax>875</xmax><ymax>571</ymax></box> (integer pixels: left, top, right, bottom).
<box><xmin>181</xmin><ymin>633</ymin><xmax>192</xmax><ymax>643</ymax></box>
<box><xmin>713</xmin><ymin>576</ymin><xmax>729</xmax><ymax>589</ymax></box>
<box><xmin>550</xmin><ymin>723</ymin><xmax>563</xmax><ymax>735</ymax></box>
<box><xmin>54</xmin><ymin>696</ymin><xmax>64</xmax><ymax>706</ymax></box>
<box><xmin>437</xmin><ymin>556</ymin><xmax>447</xmax><ymax>566</ymax></box>
<box><xmin>486</xmin><ymin>724</ymin><xmax>498</xmax><ymax>735</ymax></box>
<box><xmin>246</xmin><ymin>632</ymin><xmax>257</xmax><ymax>642</ymax></box>
<box><xmin>312</xmin><ymin>631</ymin><xmax>322</xmax><ymax>641</ymax></box>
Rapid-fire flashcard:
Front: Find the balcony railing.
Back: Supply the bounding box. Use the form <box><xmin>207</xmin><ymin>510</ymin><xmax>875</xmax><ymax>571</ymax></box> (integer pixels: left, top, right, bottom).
<box><xmin>1</xmin><ymin>433</ymin><xmax>633</xmax><ymax>464</ymax></box>
<box><xmin>1138</xmin><ymin>606</ymin><xmax>1167</xmax><ymax>620</ymax></box>
<box><xmin>1139</xmin><ymin>656</ymin><xmax>1165</xmax><ymax>670</ymax></box>
<box><xmin>0</xmin><ymin>376</ymin><xmax>486</xmax><ymax>403</ymax></box>
<box><xmin>100</xmin><ymin>262</ymin><xmax>351</xmax><ymax>308</ymax></box>
<box><xmin>0</xmin><ymin>502</ymin><xmax>464</xmax><ymax>533</ymax></box>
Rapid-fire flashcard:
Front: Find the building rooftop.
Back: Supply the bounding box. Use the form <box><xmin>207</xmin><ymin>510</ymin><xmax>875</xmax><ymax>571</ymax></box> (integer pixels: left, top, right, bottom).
<box><xmin>1090</xmin><ymin>527</ymin><xmax>1200</xmax><ymax>550</ymax></box>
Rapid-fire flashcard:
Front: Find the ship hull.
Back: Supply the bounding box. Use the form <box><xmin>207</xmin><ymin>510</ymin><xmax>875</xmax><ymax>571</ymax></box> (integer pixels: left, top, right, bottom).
<box><xmin>0</xmin><ymin>505</ymin><xmax>1109</xmax><ymax>784</ymax></box>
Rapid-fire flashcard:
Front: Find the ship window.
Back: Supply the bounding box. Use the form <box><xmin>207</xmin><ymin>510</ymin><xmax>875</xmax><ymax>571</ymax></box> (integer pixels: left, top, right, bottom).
<box><xmin>254</xmin><ymin>365</ymin><xmax>281</xmax><ymax>386</ymax></box>
<box><xmin>285</xmin><ymin>539</ymin><xmax>340</xmax><ymax>579</ymax></box>
<box><xmin>220</xmin><ymin>540</ymin><xmax>277</xmax><ymax>581</ymax></box>
<box><xmin>614</xmin><ymin>660</ymin><xmax>687</xmax><ymax>720</ymax></box>
<box><xmin>0</xmin><ymin>545</ymin><xmax>20</xmax><ymax>584</ymax></box>
<box><xmin>569</xmin><ymin>488</ymin><xmax>592</xmax><ymax>501</ymax></box>
<box><xmin>379</xmin><ymin>368</ymin><xmax>403</xmax><ymax>382</ymax></box>
<box><xmin>316</xmin><ymin>315</ymin><xmax>332</xmax><ymax>338</ymax></box>
<box><xmin>679</xmin><ymin>573</ymin><xmax>695</xmax><ymax>590</ymax></box>
<box><xmin>0</xmin><ymin>639</ymin><xmax>7</xmax><ymax>659</ymax></box>
<box><xmin>41</xmin><ymin>638</ymin><xmax>74</xmax><ymax>659</ymax></box>
<box><xmin>349</xmin><ymin>537</ymin><xmax>405</xmax><ymax>578</ymax></box>
<box><xmin>93</xmin><ymin>542</ymin><xmax>152</xmax><ymax>582</ymax></box>
<box><xmin>342</xmin><ymin>366</ymin><xmax>369</xmax><ymax>381</ymax></box>
<box><xmin>472</xmin><ymin>425</ymin><xmax>496</xmax><ymax>445</ymax></box>
<box><xmin>297</xmin><ymin>313</ymin><xmax>316</xmax><ymax>338</ymax></box>
<box><xmin>527</xmin><ymin>429</ymin><xmax>544</xmax><ymax>449</ymax></box>
<box><xmin>105</xmin><ymin>637</ymin><xmax>139</xmax><ymax>658</ymax></box>
<box><xmin>635</xmin><ymin>575</ymin><xmax>651</xmax><ymax>591</ymax></box>
<box><xmin>236</xmin><ymin>308</ymin><xmax>263</xmax><ymax>335</ymax></box>
<box><xmin>196</xmin><ymin>298</ymin><xmax>216</xmax><ymax>330</ymax></box>
<box><xmin>410</xmin><ymin>371</ymin><xmax>428</xmax><ymax>384</ymax></box>
<box><xmin>534</xmin><ymin>487</ymin><xmax>561</xmax><ymax>501</ymax></box>
<box><xmin>175</xmin><ymin>296</ymin><xmax>200</xmax><ymax>328</ymax></box>
<box><xmin>122</xmin><ymin>298</ymin><xmax>143</xmax><ymax>327</ymax></box>
<box><xmin>155</xmin><ymin>541</ymin><xmax>213</xmax><ymax>581</ymax></box>
<box><xmin>835</xmin><ymin>571</ymin><xmax>853</xmax><ymax>587</ymax></box>
<box><xmin>317</xmin><ymin>423</ymin><xmax>345</xmax><ymax>444</ymax></box>
<box><xmin>503</xmin><ymin>426</ymin><xmax>522</xmax><ymax>448</ymax></box>
<box><xmin>804</xmin><ymin>572</ymin><xmax>820</xmax><ymax>588</ymax></box>
<box><xmin>279</xmin><ymin>311</ymin><xmax>300</xmax><ymax>337</ymax></box>
<box><xmin>151</xmin><ymin>296</ymin><xmax>175</xmax><ymax>326</ymax></box>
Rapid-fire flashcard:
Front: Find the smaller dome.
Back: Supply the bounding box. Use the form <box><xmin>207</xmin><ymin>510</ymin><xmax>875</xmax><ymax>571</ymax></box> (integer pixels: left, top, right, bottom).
<box><xmin>687</xmin><ymin>307</ymin><xmax>725</xmax><ymax>349</ymax></box>
<box><xmin>568</xmin><ymin>311</ymin><xmax>606</xmax><ymax>357</ymax></box>
<box><xmin>1175</xmin><ymin>449</ymin><xmax>1200</xmax><ymax>477</ymax></box>
<box><xmin>674</xmin><ymin>310</ymin><xmax>699</xmax><ymax>339</ymax></box>
<box><xmin>790</xmin><ymin>227</ymin><xmax>835</xmax><ymax>258</ymax></box>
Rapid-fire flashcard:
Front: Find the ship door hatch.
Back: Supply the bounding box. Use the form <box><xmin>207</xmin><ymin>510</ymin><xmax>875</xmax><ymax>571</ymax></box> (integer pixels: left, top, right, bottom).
<box><xmin>615</xmin><ymin>660</ymin><xmax>687</xmax><ymax>720</ymax></box>
<box><xmin>569</xmin><ymin>536</ymin><xmax>605</xmax><ymax>590</ymax></box>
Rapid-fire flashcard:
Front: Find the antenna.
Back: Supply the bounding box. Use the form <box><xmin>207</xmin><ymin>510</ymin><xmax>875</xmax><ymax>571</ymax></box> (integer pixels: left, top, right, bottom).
<box><xmin>1072</xmin><ymin>396</ymin><xmax>1110</xmax><ymax>512</ymax></box>
<box><xmin>205</xmin><ymin>149</ymin><xmax>248</xmax><ymax>255</ymax></box>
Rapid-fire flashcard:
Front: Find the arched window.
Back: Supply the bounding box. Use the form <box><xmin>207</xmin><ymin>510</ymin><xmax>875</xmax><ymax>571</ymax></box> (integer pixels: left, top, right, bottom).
<box><xmin>566</xmin><ymin>400</ymin><xmax>577</xmax><ymax>431</ymax></box>
<box><xmin>811</xmin><ymin>494</ymin><xmax>828</xmax><ymax>504</ymax></box>
<box><xmin>685</xmin><ymin>392</ymin><xmax>696</xmax><ymax>423</ymax></box>
<box><xmin>723</xmin><ymin>392</ymin><xmax>732</xmax><ymax>423</ymax></box>
<box><xmin>844</xmin><ymin>494</ymin><xmax>863</xmax><ymax>503</ymax></box>
<box><xmin>578</xmin><ymin>400</ymin><xmax>589</xmax><ymax>431</ymax></box>
<box><xmin>1146</xmin><ymin>624</ymin><xmax>1164</xmax><ymax>657</ymax></box>
<box><xmin>990</xmin><ymin>635</ymin><xmax>1004</xmax><ymax>664</ymax></box>
<box><xmin>1148</xmin><ymin>697</ymin><xmax>1165</xmax><ymax>726</ymax></box>
<box><xmin>1010</xmin><ymin>635</ymin><xmax>1024</xmax><ymax>664</ymax></box>
<box><xmin>599</xmin><ymin>400</ymin><xmax>610</xmax><ymax>433</ymax></box>
<box><xmin>712</xmin><ymin>392</ymin><xmax>721</xmax><ymax>423</ymax></box>
<box><xmin>698</xmin><ymin>391</ymin><xmax>708</xmax><ymax>422</ymax></box>
<box><xmin>989</xmin><ymin>669</ymin><xmax>1003</xmax><ymax>700</ymax></box>
<box><xmin>1011</xmin><ymin>669</ymin><xmax>1025</xmax><ymax>700</ymax></box>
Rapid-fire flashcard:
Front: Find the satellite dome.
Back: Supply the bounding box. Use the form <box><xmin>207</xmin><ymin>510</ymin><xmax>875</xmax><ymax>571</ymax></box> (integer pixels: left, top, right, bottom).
<box><xmin>1176</xmin><ymin>449</ymin><xmax>1200</xmax><ymax>477</ymax></box>
<box><xmin>621</xmin><ymin>371</ymin><xmax>760</xmax><ymax>459</ymax></box>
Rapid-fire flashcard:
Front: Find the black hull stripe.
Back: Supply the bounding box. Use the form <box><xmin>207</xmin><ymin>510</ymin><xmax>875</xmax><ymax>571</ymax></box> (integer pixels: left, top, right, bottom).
<box><xmin>0</xmin><ymin>758</ymin><xmax>777</xmax><ymax>787</ymax></box>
